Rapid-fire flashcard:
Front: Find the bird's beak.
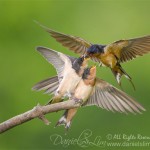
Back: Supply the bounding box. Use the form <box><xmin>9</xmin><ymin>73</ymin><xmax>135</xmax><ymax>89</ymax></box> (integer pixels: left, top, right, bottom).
<box><xmin>90</xmin><ymin>65</ymin><xmax>96</xmax><ymax>72</ymax></box>
<box><xmin>84</xmin><ymin>54</ymin><xmax>90</xmax><ymax>60</ymax></box>
<box><xmin>91</xmin><ymin>65</ymin><xmax>96</xmax><ymax>70</ymax></box>
<box><xmin>89</xmin><ymin>65</ymin><xmax>96</xmax><ymax>78</ymax></box>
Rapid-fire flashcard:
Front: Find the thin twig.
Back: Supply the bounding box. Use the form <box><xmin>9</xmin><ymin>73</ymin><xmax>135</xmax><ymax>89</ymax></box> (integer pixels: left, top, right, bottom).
<box><xmin>0</xmin><ymin>100</ymin><xmax>80</xmax><ymax>134</ymax></box>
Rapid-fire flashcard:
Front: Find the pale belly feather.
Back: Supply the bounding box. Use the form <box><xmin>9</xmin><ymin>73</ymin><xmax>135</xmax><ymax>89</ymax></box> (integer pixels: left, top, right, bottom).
<box><xmin>56</xmin><ymin>69</ymin><xmax>81</xmax><ymax>96</ymax></box>
<box><xmin>74</xmin><ymin>80</ymin><xmax>93</xmax><ymax>103</ymax></box>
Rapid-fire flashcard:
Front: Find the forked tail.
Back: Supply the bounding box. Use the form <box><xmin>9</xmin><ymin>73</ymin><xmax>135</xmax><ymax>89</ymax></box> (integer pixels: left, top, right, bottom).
<box><xmin>111</xmin><ymin>64</ymin><xmax>135</xmax><ymax>90</ymax></box>
<box><xmin>55</xmin><ymin>108</ymin><xmax>78</xmax><ymax>130</ymax></box>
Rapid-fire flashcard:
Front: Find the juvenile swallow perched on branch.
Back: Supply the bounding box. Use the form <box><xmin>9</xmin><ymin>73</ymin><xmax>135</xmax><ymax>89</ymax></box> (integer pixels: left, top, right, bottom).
<box><xmin>38</xmin><ymin>24</ymin><xmax>150</xmax><ymax>89</ymax></box>
<box><xmin>56</xmin><ymin>66</ymin><xmax>145</xmax><ymax>130</ymax></box>
<box><xmin>32</xmin><ymin>46</ymin><xmax>89</xmax><ymax>104</ymax></box>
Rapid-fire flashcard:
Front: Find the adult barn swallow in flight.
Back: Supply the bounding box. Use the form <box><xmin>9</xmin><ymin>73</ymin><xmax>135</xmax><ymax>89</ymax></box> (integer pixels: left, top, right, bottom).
<box><xmin>39</xmin><ymin>24</ymin><xmax>150</xmax><ymax>89</ymax></box>
<box><xmin>56</xmin><ymin>66</ymin><xmax>145</xmax><ymax>129</ymax></box>
<box><xmin>32</xmin><ymin>46</ymin><xmax>89</xmax><ymax>104</ymax></box>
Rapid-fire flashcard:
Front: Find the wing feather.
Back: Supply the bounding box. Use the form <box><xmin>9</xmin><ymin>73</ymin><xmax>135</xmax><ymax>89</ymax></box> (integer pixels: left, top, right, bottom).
<box><xmin>83</xmin><ymin>78</ymin><xmax>145</xmax><ymax>114</ymax></box>
<box><xmin>32</xmin><ymin>76</ymin><xmax>59</xmax><ymax>95</ymax></box>
<box><xmin>36</xmin><ymin>46</ymin><xmax>73</xmax><ymax>82</ymax></box>
<box><xmin>36</xmin><ymin>23</ymin><xmax>91</xmax><ymax>55</ymax></box>
<box><xmin>105</xmin><ymin>35</ymin><xmax>150</xmax><ymax>62</ymax></box>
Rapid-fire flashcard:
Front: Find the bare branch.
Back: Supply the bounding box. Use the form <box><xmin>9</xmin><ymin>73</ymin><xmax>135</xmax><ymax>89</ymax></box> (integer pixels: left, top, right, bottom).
<box><xmin>0</xmin><ymin>100</ymin><xmax>80</xmax><ymax>134</ymax></box>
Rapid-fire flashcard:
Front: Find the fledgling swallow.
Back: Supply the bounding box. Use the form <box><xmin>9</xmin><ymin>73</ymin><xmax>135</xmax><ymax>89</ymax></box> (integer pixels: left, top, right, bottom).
<box><xmin>32</xmin><ymin>46</ymin><xmax>89</xmax><ymax>104</ymax></box>
<box><xmin>37</xmin><ymin>23</ymin><xmax>150</xmax><ymax>90</ymax></box>
<box><xmin>56</xmin><ymin>66</ymin><xmax>145</xmax><ymax>130</ymax></box>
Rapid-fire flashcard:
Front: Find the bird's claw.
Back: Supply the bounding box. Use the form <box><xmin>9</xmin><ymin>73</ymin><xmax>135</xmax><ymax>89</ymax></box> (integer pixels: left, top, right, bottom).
<box><xmin>73</xmin><ymin>98</ymin><xmax>83</xmax><ymax>105</ymax></box>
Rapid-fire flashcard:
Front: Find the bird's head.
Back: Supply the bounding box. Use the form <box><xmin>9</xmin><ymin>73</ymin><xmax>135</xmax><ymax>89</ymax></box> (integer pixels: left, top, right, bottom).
<box><xmin>86</xmin><ymin>44</ymin><xmax>105</xmax><ymax>57</ymax></box>
<box><xmin>76</xmin><ymin>55</ymin><xmax>90</xmax><ymax>67</ymax></box>
<box><xmin>82</xmin><ymin>66</ymin><xmax>96</xmax><ymax>80</ymax></box>
<box><xmin>72</xmin><ymin>56</ymin><xmax>90</xmax><ymax>75</ymax></box>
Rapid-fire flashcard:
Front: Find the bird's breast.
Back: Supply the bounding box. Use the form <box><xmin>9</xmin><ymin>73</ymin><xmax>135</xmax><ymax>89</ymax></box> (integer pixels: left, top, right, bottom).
<box><xmin>98</xmin><ymin>52</ymin><xmax>117</xmax><ymax>68</ymax></box>
<box><xmin>74</xmin><ymin>80</ymin><xmax>93</xmax><ymax>102</ymax></box>
<box><xmin>57</xmin><ymin>69</ymin><xmax>81</xmax><ymax>96</ymax></box>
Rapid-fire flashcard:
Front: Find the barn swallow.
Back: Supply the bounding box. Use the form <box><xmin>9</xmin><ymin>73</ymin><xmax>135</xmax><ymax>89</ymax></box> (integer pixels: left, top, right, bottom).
<box><xmin>32</xmin><ymin>46</ymin><xmax>89</xmax><ymax>104</ymax></box>
<box><xmin>37</xmin><ymin>23</ymin><xmax>150</xmax><ymax>89</ymax></box>
<box><xmin>56</xmin><ymin>66</ymin><xmax>145</xmax><ymax>130</ymax></box>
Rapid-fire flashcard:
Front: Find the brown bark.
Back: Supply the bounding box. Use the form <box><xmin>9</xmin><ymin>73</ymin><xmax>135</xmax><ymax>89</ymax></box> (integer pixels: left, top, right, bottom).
<box><xmin>0</xmin><ymin>100</ymin><xmax>80</xmax><ymax>134</ymax></box>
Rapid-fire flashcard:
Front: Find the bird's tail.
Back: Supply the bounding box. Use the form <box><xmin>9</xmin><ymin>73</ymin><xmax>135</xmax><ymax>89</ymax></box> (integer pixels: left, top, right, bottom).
<box><xmin>55</xmin><ymin>108</ymin><xmax>78</xmax><ymax>130</ymax></box>
<box><xmin>32</xmin><ymin>76</ymin><xmax>61</xmax><ymax>105</ymax></box>
<box><xmin>111</xmin><ymin>64</ymin><xmax>135</xmax><ymax>90</ymax></box>
<box><xmin>32</xmin><ymin>76</ymin><xmax>59</xmax><ymax>94</ymax></box>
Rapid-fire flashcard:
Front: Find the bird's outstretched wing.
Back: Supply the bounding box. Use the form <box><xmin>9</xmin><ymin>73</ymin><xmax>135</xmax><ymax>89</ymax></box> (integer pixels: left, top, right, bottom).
<box><xmin>36</xmin><ymin>46</ymin><xmax>74</xmax><ymax>82</ymax></box>
<box><xmin>46</xmin><ymin>28</ymin><xmax>102</xmax><ymax>63</ymax></box>
<box><xmin>105</xmin><ymin>35</ymin><xmax>150</xmax><ymax>63</ymax></box>
<box><xmin>47</xmin><ymin>29</ymin><xmax>91</xmax><ymax>55</ymax></box>
<box><xmin>83</xmin><ymin>78</ymin><xmax>145</xmax><ymax>114</ymax></box>
<box><xmin>36</xmin><ymin>22</ymin><xmax>91</xmax><ymax>55</ymax></box>
<box><xmin>32</xmin><ymin>76</ymin><xmax>59</xmax><ymax>94</ymax></box>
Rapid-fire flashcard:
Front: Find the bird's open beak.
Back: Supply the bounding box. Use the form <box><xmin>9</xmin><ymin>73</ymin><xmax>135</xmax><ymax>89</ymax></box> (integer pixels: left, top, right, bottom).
<box><xmin>91</xmin><ymin>65</ymin><xmax>96</xmax><ymax>69</ymax></box>
<box><xmin>91</xmin><ymin>65</ymin><xmax>96</xmax><ymax>70</ymax></box>
<box><xmin>90</xmin><ymin>65</ymin><xmax>96</xmax><ymax>72</ymax></box>
<box><xmin>90</xmin><ymin>65</ymin><xmax>96</xmax><ymax>77</ymax></box>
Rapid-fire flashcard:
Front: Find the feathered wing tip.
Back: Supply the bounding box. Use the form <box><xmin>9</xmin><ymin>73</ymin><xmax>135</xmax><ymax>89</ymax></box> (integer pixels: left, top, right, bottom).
<box><xmin>32</xmin><ymin>76</ymin><xmax>59</xmax><ymax>94</ymax></box>
<box><xmin>33</xmin><ymin>20</ymin><xmax>50</xmax><ymax>32</ymax></box>
<box><xmin>119</xmin><ymin>35</ymin><xmax>150</xmax><ymax>63</ymax></box>
<box><xmin>34</xmin><ymin>20</ymin><xmax>91</xmax><ymax>56</ymax></box>
<box><xmin>83</xmin><ymin>78</ymin><xmax>145</xmax><ymax>114</ymax></box>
